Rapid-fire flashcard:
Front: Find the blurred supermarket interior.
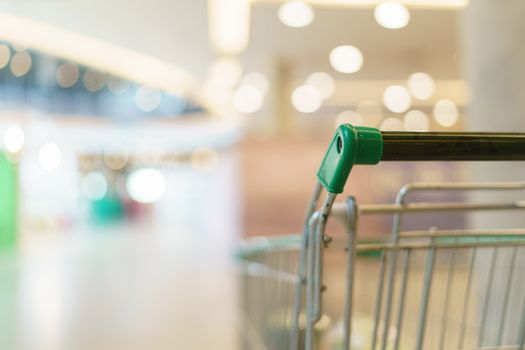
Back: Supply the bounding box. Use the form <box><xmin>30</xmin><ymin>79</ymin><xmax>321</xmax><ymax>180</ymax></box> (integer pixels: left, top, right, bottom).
<box><xmin>0</xmin><ymin>0</ymin><xmax>525</xmax><ymax>349</ymax></box>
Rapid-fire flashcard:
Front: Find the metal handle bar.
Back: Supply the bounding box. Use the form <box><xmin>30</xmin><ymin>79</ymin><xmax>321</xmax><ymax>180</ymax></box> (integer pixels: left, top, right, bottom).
<box><xmin>318</xmin><ymin>126</ymin><xmax>525</xmax><ymax>193</ymax></box>
<box><xmin>381</xmin><ymin>131</ymin><xmax>525</xmax><ymax>161</ymax></box>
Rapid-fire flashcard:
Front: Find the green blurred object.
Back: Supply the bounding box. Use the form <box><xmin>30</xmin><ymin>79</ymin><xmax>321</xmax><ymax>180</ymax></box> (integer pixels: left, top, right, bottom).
<box><xmin>90</xmin><ymin>194</ymin><xmax>124</xmax><ymax>225</ymax></box>
<box><xmin>0</xmin><ymin>153</ymin><xmax>17</xmax><ymax>249</ymax></box>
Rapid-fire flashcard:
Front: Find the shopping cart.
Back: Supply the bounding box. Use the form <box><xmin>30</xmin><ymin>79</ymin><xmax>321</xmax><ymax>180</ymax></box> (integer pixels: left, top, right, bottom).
<box><xmin>239</xmin><ymin>124</ymin><xmax>525</xmax><ymax>350</ymax></box>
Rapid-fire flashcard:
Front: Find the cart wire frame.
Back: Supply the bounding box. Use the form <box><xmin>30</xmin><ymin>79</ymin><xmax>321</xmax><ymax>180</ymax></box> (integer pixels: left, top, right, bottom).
<box><xmin>240</xmin><ymin>125</ymin><xmax>525</xmax><ymax>349</ymax></box>
<box><xmin>290</xmin><ymin>124</ymin><xmax>525</xmax><ymax>350</ymax></box>
<box><xmin>290</xmin><ymin>182</ymin><xmax>525</xmax><ymax>350</ymax></box>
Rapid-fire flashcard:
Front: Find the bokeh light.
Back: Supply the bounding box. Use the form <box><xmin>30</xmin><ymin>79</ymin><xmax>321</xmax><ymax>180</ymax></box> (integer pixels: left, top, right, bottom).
<box><xmin>10</xmin><ymin>51</ymin><xmax>32</xmax><ymax>77</ymax></box>
<box><xmin>356</xmin><ymin>99</ymin><xmax>383</xmax><ymax>126</ymax></box>
<box><xmin>329</xmin><ymin>45</ymin><xmax>363</xmax><ymax>74</ymax></box>
<box><xmin>278</xmin><ymin>1</ymin><xmax>315</xmax><ymax>28</ymax></box>
<box><xmin>380</xmin><ymin>117</ymin><xmax>404</xmax><ymax>131</ymax></box>
<box><xmin>407</xmin><ymin>72</ymin><xmax>435</xmax><ymax>100</ymax></box>
<box><xmin>107</xmin><ymin>76</ymin><xmax>130</xmax><ymax>95</ymax></box>
<box><xmin>3</xmin><ymin>125</ymin><xmax>25</xmax><ymax>153</ymax></box>
<box><xmin>233</xmin><ymin>85</ymin><xmax>264</xmax><ymax>114</ymax></box>
<box><xmin>306</xmin><ymin>72</ymin><xmax>335</xmax><ymax>99</ymax></box>
<box><xmin>383</xmin><ymin>85</ymin><xmax>412</xmax><ymax>113</ymax></box>
<box><xmin>241</xmin><ymin>72</ymin><xmax>269</xmax><ymax>95</ymax></box>
<box><xmin>56</xmin><ymin>62</ymin><xmax>80</xmax><ymax>88</ymax></box>
<box><xmin>82</xmin><ymin>172</ymin><xmax>108</xmax><ymax>200</ymax></box>
<box><xmin>38</xmin><ymin>142</ymin><xmax>62</xmax><ymax>171</ymax></box>
<box><xmin>0</xmin><ymin>44</ymin><xmax>11</xmax><ymax>69</ymax></box>
<box><xmin>103</xmin><ymin>142</ymin><xmax>129</xmax><ymax>170</ymax></box>
<box><xmin>404</xmin><ymin>110</ymin><xmax>430</xmax><ymax>131</ymax></box>
<box><xmin>191</xmin><ymin>147</ymin><xmax>220</xmax><ymax>172</ymax></box>
<box><xmin>335</xmin><ymin>111</ymin><xmax>363</xmax><ymax>128</ymax></box>
<box><xmin>83</xmin><ymin>69</ymin><xmax>107</xmax><ymax>92</ymax></box>
<box><xmin>135</xmin><ymin>87</ymin><xmax>162</xmax><ymax>112</ymax></box>
<box><xmin>433</xmin><ymin>99</ymin><xmax>459</xmax><ymax>127</ymax></box>
<box><xmin>291</xmin><ymin>85</ymin><xmax>322</xmax><ymax>113</ymax></box>
<box><xmin>208</xmin><ymin>58</ymin><xmax>243</xmax><ymax>89</ymax></box>
<box><xmin>126</xmin><ymin>168</ymin><xmax>166</xmax><ymax>204</ymax></box>
<box><xmin>374</xmin><ymin>1</ymin><xmax>410</xmax><ymax>29</ymax></box>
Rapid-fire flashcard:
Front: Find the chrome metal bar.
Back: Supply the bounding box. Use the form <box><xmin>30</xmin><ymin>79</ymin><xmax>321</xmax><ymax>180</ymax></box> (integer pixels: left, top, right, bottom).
<box><xmin>343</xmin><ymin>197</ymin><xmax>358</xmax><ymax>350</ymax></box>
<box><xmin>415</xmin><ymin>241</ymin><xmax>436</xmax><ymax>350</ymax></box>
<box><xmin>400</xmin><ymin>229</ymin><xmax>525</xmax><ymax>239</ymax></box>
<box><xmin>290</xmin><ymin>182</ymin><xmax>322</xmax><ymax>350</ymax></box>
<box><xmin>380</xmin><ymin>186</ymin><xmax>408</xmax><ymax>350</ymax></box>
<box><xmin>438</xmin><ymin>242</ymin><xmax>457</xmax><ymax>350</ymax></box>
<box><xmin>305</xmin><ymin>212</ymin><xmax>320</xmax><ymax>350</ymax></box>
<box><xmin>330</xmin><ymin>181</ymin><xmax>525</xmax><ymax>222</ymax></box>
<box><xmin>313</xmin><ymin>192</ymin><xmax>338</xmax><ymax>321</ymax></box>
<box><xmin>356</xmin><ymin>239</ymin><xmax>525</xmax><ymax>252</ymax></box>
<box><xmin>517</xmin><ymin>290</ymin><xmax>525</xmax><ymax>349</ymax></box>
<box><xmin>390</xmin><ymin>181</ymin><xmax>525</xmax><ymax>192</ymax></box>
<box><xmin>457</xmin><ymin>245</ymin><xmax>478</xmax><ymax>349</ymax></box>
<box><xmin>497</xmin><ymin>246</ymin><xmax>519</xmax><ymax>345</ymax></box>
<box><xmin>305</xmin><ymin>191</ymin><xmax>338</xmax><ymax>350</ymax></box>
<box><xmin>370</xmin><ymin>252</ymin><xmax>387</xmax><ymax>350</ymax></box>
<box><xmin>359</xmin><ymin>201</ymin><xmax>525</xmax><ymax>214</ymax></box>
<box><xmin>393</xmin><ymin>249</ymin><xmax>411</xmax><ymax>350</ymax></box>
<box><xmin>479</xmin><ymin>248</ymin><xmax>498</xmax><ymax>348</ymax></box>
<box><xmin>241</xmin><ymin>261</ymin><xmax>299</xmax><ymax>282</ymax></box>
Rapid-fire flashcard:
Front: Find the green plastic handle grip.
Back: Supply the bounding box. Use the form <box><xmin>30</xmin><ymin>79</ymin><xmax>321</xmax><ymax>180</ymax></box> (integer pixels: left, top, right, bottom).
<box><xmin>317</xmin><ymin>124</ymin><xmax>383</xmax><ymax>193</ymax></box>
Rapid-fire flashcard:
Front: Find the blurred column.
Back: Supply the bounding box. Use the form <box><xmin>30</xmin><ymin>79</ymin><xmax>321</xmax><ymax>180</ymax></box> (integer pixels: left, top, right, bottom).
<box><xmin>463</xmin><ymin>1</ymin><xmax>525</xmax><ymax>209</ymax></box>
<box><xmin>463</xmin><ymin>2</ymin><xmax>525</xmax><ymax>346</ymax></box>
<box><xmin>464</xmin><ymin>1</ymin><xmax>525</xmax><ymax>134</ymax></box>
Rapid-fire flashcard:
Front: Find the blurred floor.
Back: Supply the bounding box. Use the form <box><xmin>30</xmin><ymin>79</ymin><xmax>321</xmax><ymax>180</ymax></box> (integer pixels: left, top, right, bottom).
<box><xmin>0</xmin><ymin>227</ymin><xmax>239</xmax><ymax>350</ymax></box>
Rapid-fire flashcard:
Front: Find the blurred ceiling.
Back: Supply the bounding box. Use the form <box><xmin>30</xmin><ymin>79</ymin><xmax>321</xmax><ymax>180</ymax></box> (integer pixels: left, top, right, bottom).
<box><xmin>0</xmin><ymin>0</ymin><xmax>462</xmax><ymax>80</ymax></box>
<box><xmin>0</xmin><ymin>0</ymin><xmax>466</xmax><ymax>127</ymax></box>
<box><xmin>246</xmin><ymin>5</ymin><xmax>461</xmax><ymax>79</ymax></box>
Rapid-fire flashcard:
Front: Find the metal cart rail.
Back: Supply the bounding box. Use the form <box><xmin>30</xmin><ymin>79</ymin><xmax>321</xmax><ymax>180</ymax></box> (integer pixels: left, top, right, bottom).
<box><xmin>239</xmin><ymin>125</ymin><xmax>525</xmax><ymax>350</ymax></box>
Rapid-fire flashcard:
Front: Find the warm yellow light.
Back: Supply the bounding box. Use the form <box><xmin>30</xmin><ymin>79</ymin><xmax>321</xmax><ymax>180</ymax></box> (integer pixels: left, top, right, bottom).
<box><xmin>251</xmin><ymin>0</ymin><xmax>468</xmax><ymax>9</ymax></box>
<box><xmin>233</xmin><ymin>85</ymin><xmax>264</xmax><ymax>113</ymax></box>
<box><xmin>407</xmin><ymin>72</ymin><xmax>435</xmax><ymax>100</ymax></box>
<box><xmin>335</xmin><ymin>110</ymin><xmax>363</xmax><ymax>128</ymax></box>
<box><xmin>278</xmin><ymin>1</ymin><xmax>315</xmax><ymax>28</ymax></box>
<box><xmin>374</xmin><ymin>1</ymin><xmax>410</xmax><ymax>29</ymax></box>
<box><xmin>292</xmin><ymin>85</ymin><xmax>322</xmax><ymax>113</ymax></box>
<box><xmin>329</xmin><ymin>45</ymin><xmax>363</xmax><ymax>74</ymax></box>
<box><xmin>208</xmin><ymin>0</ymin><xmax>251</xmax><ymax>55</ymax></box>
<box><xmin>103</xmin><ymin>142</ymin><xmax>129</xmax><ymax>170</ymax></box>
<box><xmin>306</xmin><ymin>72</ymin><xmax>335</xmax><ymax>99</ymax></box>
<box><xmin>0</xmin><ymin>44</ymin><xmax>10</xmax><ymax>69</ymax></box>
<box><xmin>107</xmin><ymin>76</ymin><xmax>130</xmax><ymax>95</ymax></box>
<box><xmin>192</xmin><ymin>147</ymin><xmax>220</xmax><ymax>172</ymax></box>
<box><xmin>207</xmin><ymin>58</ymin><xmax>243</xmax><ymax>89</ymax></box>
<box><xmin>383</xmin><ymin>85</ymin><xmax>411</xmax><ymax>113</ymax></box>
<box><xmin>10</xmin><ymin>51</ymin><xmax>31</xmax><ymax>77</ymax></box>
<box><xmin>241</xmin><ymin>72</ymin><xmax>270</xmax><ymax>94</ymax></box>
<box><xmin>83</xmin><ymin>69</ymin><xmax>107</xmax><ymax>92</ymax></box>
<box><xmin>403</xmin><ymin>110</ymin><xmax>429</xmax><ymax>131</ymax></box>
<box><xmin>433</xmin><ymin>99</ymin><xmax>458</xmax><ymax>127</ymax></box>
<box><xmin>56</xmin><ymin>61</ymin><xmax>79</xmax><ymax>88</ymax></box>
<box><xmin>380</xmin><ymin>117</ymin><xmax>404</xmax><ymax>131</ymax></box>
<box><xmin>356</xmin><ymin>99</ymin><xmax>383</xmax><ymax>126</ymax></box>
